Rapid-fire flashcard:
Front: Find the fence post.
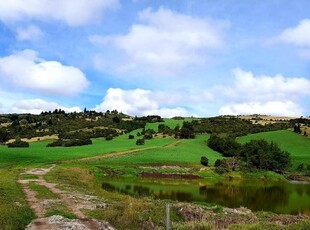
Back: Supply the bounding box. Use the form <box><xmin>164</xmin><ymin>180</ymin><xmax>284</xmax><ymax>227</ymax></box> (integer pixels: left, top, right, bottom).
<box><xmin>166</xmin><ymin>203</ymin><xmax>170</xmax><ymax>230</ymax></box>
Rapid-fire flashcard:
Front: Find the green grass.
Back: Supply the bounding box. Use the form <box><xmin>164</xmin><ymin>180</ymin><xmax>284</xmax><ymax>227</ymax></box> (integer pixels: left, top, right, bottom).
<box><xmin>238</xmin><ymin>130</ymin><xmax>310</xmax><ymax>169</ymax></box>
<box><xmin>28</xmin><ymin>182</ymin><xmax>58</xmax><ymax>199</ymax></box>
<box><xmin>88</xmin><ymin>134</ymin><xmax>222</xmax><ymax>169</ymax></box>
<box><xmin>0</xmin><ymin>134</ymin><xmax>175</xmax><ymax>167</ymax></box>
<box><xmin>0</xmin><ymin>169</ymin><xmax>35</xmax><ymax>229</ymax></box>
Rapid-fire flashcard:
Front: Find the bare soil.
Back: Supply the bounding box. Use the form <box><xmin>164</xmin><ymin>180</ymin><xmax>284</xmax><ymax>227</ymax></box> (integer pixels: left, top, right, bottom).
<box><xmin>18</xmin><ymin>165</ymin><xmax>114</xmax><ymax>230</ymax></box>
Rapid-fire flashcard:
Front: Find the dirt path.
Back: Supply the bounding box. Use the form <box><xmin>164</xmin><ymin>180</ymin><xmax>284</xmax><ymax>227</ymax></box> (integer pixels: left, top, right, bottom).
<box><xmin>63</xmin><ymin>139</ymin><xmax>182</xmax><ymax>164</ymax></box>
<box><xmin>18</xmin><ymin>165</ymin><xmax>114</xmax><ymax>230</ymax></box>
<box><xmin>63</xmin><ymin>146</ymin><xmax>160</xmax><ymax>163</ymax></box>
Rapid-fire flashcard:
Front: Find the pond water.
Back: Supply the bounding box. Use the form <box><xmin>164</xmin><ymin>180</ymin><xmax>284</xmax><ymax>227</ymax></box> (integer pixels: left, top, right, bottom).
<box><xmin>102</xmin><ymin>177</ymin><xmax>310</xmax><ymax>215</ymax></box>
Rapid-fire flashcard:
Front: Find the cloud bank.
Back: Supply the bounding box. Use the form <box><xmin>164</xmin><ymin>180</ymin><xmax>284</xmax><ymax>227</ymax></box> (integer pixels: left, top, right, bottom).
<box><xmin>0</xmin><ymin>50</ymin><xmax>89</xmax><ymax>96</ymax></box>
<box><xmin>95</xmin><ymin>88</ymin><xmax>189</xmax><ymax>117</ymax></box>
<box><xmin>0</xmin><ymin>0</ymin><xmax>119</xmax><ymax>26</ymax></box>
<box><xmin>90</xmin><ymin>7</ymin><xmax>228</xmax><ymax>76</ymax></box>
<box><xmin>218</xmin><ymin>69</ymin><xmax>310</xmax><ymax>116</ymax></box>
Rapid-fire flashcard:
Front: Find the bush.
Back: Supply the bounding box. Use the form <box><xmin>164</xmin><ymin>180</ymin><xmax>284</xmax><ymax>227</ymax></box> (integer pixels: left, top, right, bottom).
<box><xmin>47</xmin><ymin>140</ymin><xmax>63</xmax><ymax>147</ymax></box>
<box><xmin>136</xmin><ymin>139</ymin><xmax>145</xmax><ymax>145</ymax></box>
<box><xmin>143</xmin><ymin>133</ymin><xmax>153</xmax><ymax>139</ymax></box>
<box><xmin>7</xmin><ymin>141</ymin><xmax>29</xmax><ymax>148</ymax></box>
<box><xmin>47</xmin><ymin>138</ymin><xmax>92</xmax><ymax>147</ymax></box>
<box><xmin>215</xmin><ymin>166</ymin><xmax>230</xmax><ymax>174</ymax></box>
<box><xmin>297</xmin><ymin>163</ymin><xmax>305</xmax><ymax>172</ymax></box>
<box><xmin>214</xmin><ymin>159</ymin><xmax>222</xmax><ymax>167</ymax></box>
<box><xmin>105</xmin><ymin>135</ymin><xmax>113</xmax><ymax>141</ymax></box>
<box><xmin>128</xmin><ymin>134</ymin><xmax>134</xmax><ymax>139</ymax></box>
<box><xmin>200</xmin><ymin>156</ymin><xmax>209</xmax><ymax>166</ymax></box>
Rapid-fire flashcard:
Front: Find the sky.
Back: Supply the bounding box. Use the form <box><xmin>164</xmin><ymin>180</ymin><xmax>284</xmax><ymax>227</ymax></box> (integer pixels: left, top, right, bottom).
<box><xmin>0</xmin><ymin>0</ymin><xmax>310</xmax><ymax>117</ymax></box>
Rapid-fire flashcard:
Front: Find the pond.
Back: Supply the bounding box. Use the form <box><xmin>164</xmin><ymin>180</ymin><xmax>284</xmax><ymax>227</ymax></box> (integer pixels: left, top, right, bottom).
<box><xmin>102</xmin><ymin>177</ymin><xmax>310</xmax><ymax>215</ymax></box>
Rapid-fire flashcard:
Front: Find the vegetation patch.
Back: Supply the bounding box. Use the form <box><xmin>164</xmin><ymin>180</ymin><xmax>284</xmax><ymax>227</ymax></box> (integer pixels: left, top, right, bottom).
<box><xmin>28</xmin><ymin>182</ymin><xmax>58</xmax><ymax>199</ymax></box>
<box><xmin>140</xmin><ymin>172</ymin><xmax>201</xmax><ymax>179</ymax></box>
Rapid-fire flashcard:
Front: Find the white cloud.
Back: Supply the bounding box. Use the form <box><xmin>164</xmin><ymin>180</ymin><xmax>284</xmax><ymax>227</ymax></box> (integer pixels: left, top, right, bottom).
<box><xmin>0</xmin><ymin>50</ymin><xmax>89</xmax><ymax>96</ymax></box>
<box><xmin>94</xmin><ymin>88</ymin><xmax>189</xmax><ymax>117</ymax></box>
<box><xmin>12</xmin><ymin>99</ymin><xmax>81</xmax><ymax>114</ymax></box>
<box><xmin>16</xmin><ymin>25</ymin><xmax>43</xmax><ymax>41</ymax></box>
<box><xmin>222</xmin><ymin>68</ymin><xmax>310</xmax><ymax>102</ymax></box>
<box><xmin>218</xmin><ymin>68</ymin><xmax>310</xmax><ymax>116</ymax></box>
<box><xmin>0</xmin><ymin>0</ymin><xmax>119</xmax><ymax>26</ymax></box>
<box><xmin>219</xmin><ymin>101</ymin><xmax>303</xmax><ymax>117</ymax></box>
<box><xmin>90</xmin><ymin>7</ymin><xmax>228</xmax><ymax>75</ymax></box>
<box><xmin>278</xmin><ymin>19</ymin><xmax>310</xmax><ymax>47</ymax></box>
<box><xmin>275</xmin><ymin>19</ymin><xmax>310</xmax><ymax>59</ymax></box>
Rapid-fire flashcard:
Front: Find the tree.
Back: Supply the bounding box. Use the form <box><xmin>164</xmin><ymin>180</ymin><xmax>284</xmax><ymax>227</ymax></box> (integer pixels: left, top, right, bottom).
<box><xmin>208</xmin><ymin>135</ymin><xmax>241</xmax><ymax>157</ymax></box>
<box><xmin>136</xmin><ymin>139</ymin><xmax>145</xmax><ymax>145</ymax></box>
<box><xmin>294</xmin><ymin>123</ymin><xmax>301</xmax><ymax>134</ymax></box>
<box><xmin>200</xmin><ymin>156</ymin><xmax>209</xmax><ymax>166</ymax></box>
<box><xmin>0</xmin><ymin>128</ymin><xmax>9</xmax><ymax>144</ymax></box>
<box><xmin>179</xmin><ymin>121</ymin><xmax>195</xmax><ymax>139</ymax></box>
<box><xmin>240</xmin><ymin>140</ymin><xmax>291</xmax><ymax>172</ymax></box>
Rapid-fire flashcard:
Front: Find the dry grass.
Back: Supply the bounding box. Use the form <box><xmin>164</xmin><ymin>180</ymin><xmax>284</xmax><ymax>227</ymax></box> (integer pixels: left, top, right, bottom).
<box><xmin>6</xmin><ymin>134</ymin><xmax>58</xmax><ymax>143</ymax></box>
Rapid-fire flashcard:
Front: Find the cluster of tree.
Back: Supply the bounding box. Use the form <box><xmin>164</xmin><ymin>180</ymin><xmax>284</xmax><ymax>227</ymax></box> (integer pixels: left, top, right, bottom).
<box><xmin>157</xmin><ymin>122</ymin><xmax>195</xmax><ymax>139</ymax></box>
<box><xmin>0</xmin><ymin>111</ymin><xmax>146</xmax><ymax>141</ymax></box>
<box><xmin>193</xmin><ymin>117</ymin><xmax>290</xmax><ymax>137</ymax></box>
<box><xmin>293</xmin><ymin>123</ymin><xmax>302</xmax><ymax>134</ymax></box>
<box><xmin>7</xmin><ymin>140</ymin><xmax>29</xmax><ymax>148</ymax></box>
<box><xmin>47</xmin><ymin>138</ymin><xmax>92</xmax><ymax>147</ymax></box>
<box><xmin>214</xmin><ymin>158</ymin><xmax>241</xmax><ymax>174</ymax></box>
<box><xmin>58</xmin><ymin>128</ymin><xmax>119</xmax><ymax>140</ymax></box>
<box><xmin>0</xmin><ymin>128</ymin><xmax>9</xmax><ymax>144</ymax></box>
<box><xmin>177</xmin><ymin>122</ymin><xmax>195</xmax><ymax>139</ymax></box>
<box><xmin>134</xmin><ymin>115</ymin><xmax>164</xmax><ymax>123</ymax></box>
<box><xmin>157</xmin><ymin>124</ymin><xmax>176</xmax><ymax>136</ymax></box>
<box><xmin>296</xmin><ymin>163</ymin><xmax>310</xmax><ymax>176</ymax></box>
<box><xmin>208</xmin><ymin>135</ymin><xmax>241</xmax><ymax>157</ymax></box>
<box><xmin>141</xmin><ymin>128</ymin><xmax>156</xmax><ymax>139</ymax></box>
<box><xmin>208</xmin><ymin>135</ymin><xmax>291</xmax><ymax>172</ymax></box>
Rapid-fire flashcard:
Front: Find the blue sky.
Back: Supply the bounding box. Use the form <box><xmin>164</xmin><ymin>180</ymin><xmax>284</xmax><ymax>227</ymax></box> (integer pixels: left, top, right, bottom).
<box><xmin>0</xmin><ymin>0</ymin><xmax>310</xmax><ymax>117</ymax></box>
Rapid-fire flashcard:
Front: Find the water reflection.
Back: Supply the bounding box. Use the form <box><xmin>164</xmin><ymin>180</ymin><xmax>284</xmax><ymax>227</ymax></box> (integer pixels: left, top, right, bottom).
<box><xmin>102</xmin><ymin>180</ymin><xmax>310</xmax><ymax>215</ymax></box>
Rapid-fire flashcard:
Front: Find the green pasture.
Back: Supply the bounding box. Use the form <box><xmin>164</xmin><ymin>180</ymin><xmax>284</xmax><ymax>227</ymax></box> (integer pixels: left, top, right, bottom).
<box><xmin>85</xmin><ymin>134</ymin><xmax>222</xmax><ymax>172</ymax></box>
<box><xmin>238</xmin><ymin>130</ymin><xmax>310</xmax><ymax>169</ymax></box>
<box><xmin>0</xmin><ymin>134</ymin><xmax>175</xmax><ymax>168</ymax></box>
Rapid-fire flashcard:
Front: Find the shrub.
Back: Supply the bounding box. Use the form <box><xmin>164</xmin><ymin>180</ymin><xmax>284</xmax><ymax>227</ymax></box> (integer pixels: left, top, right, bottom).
<box><xmin>136</xmin><ymin>139</ymin><xmax>145</xmax><ymax>145</ymax></box>
<box><xmin>105</xmin><ymin>135</ymin><xmax>113</xmax><ymax>141</ymax></box>
<box><xmin>47</xmin><ymin>138</ymin><xmax>92</xmax><ymax>147</ymax></box>
<box><xmin>215</xmin><ymin>166</ymin><xmax>229</xmax><ymax>174</ymax></box>
<box><xmin>7</xmin><ymin>141</ymin><xmax>29</xmax><ymax>148</ymax></box>
<box><xmin>47</xmin><ymin>140</ymin><xmax>63</xmax><ymax>147</ymax></box>
<box><xmin>143</xmin><ymin>133</ymin><xmax>153</xmax><ymax>139</ymax></box>
<box><xmin>200</xmin><ymin>156</ymin><xmax>209</xmax><ymax>166</ymax></box>
<box><xmin>297</xmin><ymin>163</ymin><xmax>305</xmax><ymax>172</ymax></box>
<box><xmin>128</xmin><ymin>134</ymin><xmax>134</xmax><ymax>139</ymax></box>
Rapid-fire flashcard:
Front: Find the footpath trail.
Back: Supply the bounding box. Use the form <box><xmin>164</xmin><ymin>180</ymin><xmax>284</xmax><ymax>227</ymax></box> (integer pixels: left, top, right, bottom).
<box><xmin>63</xmin><ymin>146</ymin><xmax>160</xmax><ymax>163</ymax></box>
<box><xmin>18</xmin><ymin>165</ymin><xmax>114</xmax><ymax>230</ymax></box>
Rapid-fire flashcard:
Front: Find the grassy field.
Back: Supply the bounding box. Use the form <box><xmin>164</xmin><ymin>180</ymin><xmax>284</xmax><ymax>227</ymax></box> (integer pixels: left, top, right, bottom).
<box><xmin>0</xmin><ymin>134</ymin><xmax>175</xmax><ymax>168</ymax></box>
<box><xmin>238</xmin><ymin>130</ymin><xmax>310</xmax><ymax>169</ymax></box>
<box><xmin>90</xmin><ymin>134</ymin><xmax>222</xmax><ymax>168</ymax></box>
